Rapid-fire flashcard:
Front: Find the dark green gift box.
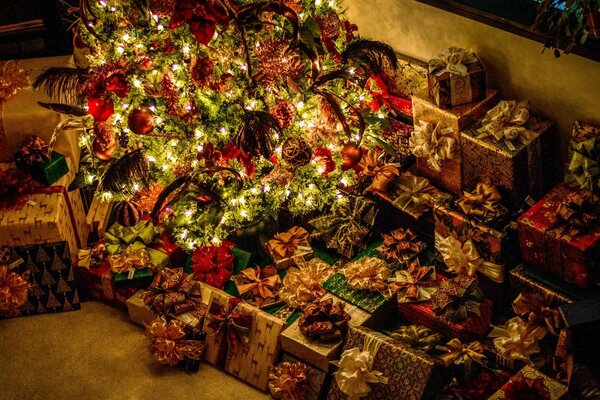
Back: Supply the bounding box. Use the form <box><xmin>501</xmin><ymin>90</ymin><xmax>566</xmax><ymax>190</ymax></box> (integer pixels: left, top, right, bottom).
<box><xmin>15</xmin><ymin>151</ymin><xmax>69</xmax><ymax>186</ymax></box>
<box><xmin>113</xmin><ymin>268</ymin><xmax>154</xmax><ymax>289</ymax></box>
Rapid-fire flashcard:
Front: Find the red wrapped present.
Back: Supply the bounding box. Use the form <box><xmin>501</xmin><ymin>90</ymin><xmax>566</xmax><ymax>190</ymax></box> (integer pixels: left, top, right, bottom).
<box><xmin>150</xmin><ymin>234</ymin><xmax>187</xmax><ymax>266</ymax></box>
<box><xmin>190</xmin><ymin>241</ymin><xmax>235</xmax><ymax>289</ymax></box>
<box><xmin>518</xmin><ymin>183</ymin><xmax>600</xmax><ymax>288</ymax></box>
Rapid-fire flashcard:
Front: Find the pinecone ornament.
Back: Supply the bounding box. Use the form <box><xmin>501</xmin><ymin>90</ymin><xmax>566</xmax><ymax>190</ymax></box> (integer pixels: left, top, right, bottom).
<box><xmin>114</xmin><ymin>201</ymin><xmax>143</xmax><ymax>227</ymax></box>
<box><xmin>269</xmin><ymin>100</ymin><xmax>295</xmax><ymax>129</ymax></box>
<box><xmin>282</xmin><ymin>138</ymin><xmax>312</xmax><ymax>167</ymax></box>
<box><xmin>255</xmin><ymin>39</ymin><xmax>304</xmax><ymax>86</ymax></box>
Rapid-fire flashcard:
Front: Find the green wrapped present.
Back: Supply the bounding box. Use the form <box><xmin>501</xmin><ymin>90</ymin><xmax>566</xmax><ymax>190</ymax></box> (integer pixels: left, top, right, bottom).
<box><xmin>14</xmin><ymin>135</ymin><xmax>69</xmax><ymax>186</ymax></box>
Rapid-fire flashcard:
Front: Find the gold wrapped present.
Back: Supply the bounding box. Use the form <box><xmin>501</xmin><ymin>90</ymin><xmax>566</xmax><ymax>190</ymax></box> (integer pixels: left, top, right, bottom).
<box><xmin>267</xmin><ymin>226</ymin><xmax>314</xmax><ymax>270</ymax></box>
<box><xmin>86</xmin><ymin>197</ymin><xmax>114</xmax><ymax>239</ymax></box>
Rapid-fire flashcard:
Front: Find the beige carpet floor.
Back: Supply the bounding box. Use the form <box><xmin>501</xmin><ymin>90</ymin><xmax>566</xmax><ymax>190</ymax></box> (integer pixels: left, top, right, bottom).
<box><xmin>0</xmin><ymin>301</ymin><xmax>270</xmax><ymax>400</ymax></box>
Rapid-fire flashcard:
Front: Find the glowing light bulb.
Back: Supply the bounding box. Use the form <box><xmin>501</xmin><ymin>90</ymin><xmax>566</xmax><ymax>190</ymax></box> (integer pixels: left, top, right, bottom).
<box><xmin>296</xmin><ymin>101</ymin><xmax>304</xmax><ymax>109</ymax></box>
<box><xmin>184</xmin><ymin>210</ymin><xmax>192</xmax><ymax>217</ymax></box>
<box><xmin>116</xmin><ymin>46</ymin><xmax>125</xmax><ymax>54</ymax></box>
<box><xmin>133</xmin><ymin>79</ymin><xmax>141</xmax><ymax>87</ymax></box>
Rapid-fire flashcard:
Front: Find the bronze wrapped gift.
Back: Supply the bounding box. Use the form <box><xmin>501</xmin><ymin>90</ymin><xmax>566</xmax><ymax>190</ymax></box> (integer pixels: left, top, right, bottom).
<box><xmin>232</xmin><ymin>265</ymin><xmax>283</xmax><ymax>309</ymax></box>
<box><xmin>298</xmin><ymin>298</ymin><xmax>351</xmax><ymax>342</ymax></box>
<box><xmin>268</xmin><ymin>361</ymin><xmax>320</xmax><ymax>400</ymax></box>
<box><xmin>267</xmin><ymin>226</ymin><xmax>314</xmax><ymax>270</ymax></box>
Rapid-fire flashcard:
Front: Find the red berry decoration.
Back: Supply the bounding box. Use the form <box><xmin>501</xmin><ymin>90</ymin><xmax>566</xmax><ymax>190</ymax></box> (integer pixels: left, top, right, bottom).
<box><xmin>127</xmin><ymin>107</ymin><xmax>155</xmax><ymax>135</ymax></box>
<box><xmin>114</xmin><ymin>201</ymin><xmax>143</xmax><ymax>227</ymax></box>
<box><xmin>341</xmin><ymin>141</ymin><xmax>362</xmax><ymax>170</ymax></box>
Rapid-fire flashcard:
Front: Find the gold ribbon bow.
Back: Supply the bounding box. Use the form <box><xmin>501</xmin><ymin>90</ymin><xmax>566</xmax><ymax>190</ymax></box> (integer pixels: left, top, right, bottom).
<box><xmin>109</xmin><ymin>246</ymin><xmax>151</xmax><ymax>274</ymax></box>
<box><xmin>437</xmin><ymin>338</ymin><xmax>486</xmax><ymax>368</ymax></box>
<box><xmin>567</xmin><ymin>136</ymin><xmax>600</xmax><ymax>192</ymax></box>
<box><xmin>77</xmin><ymin>243</ymin><xmax>107</xmax><ymax>269</ymax></box>
<box><xmin>359</xmin><ymin>150</ymin><xmax>400</xmax><ymax>193</ymax></box>
<box><xmin>379</xmin><ymin>228</ymin><xmax>425</xmax><ymax>262</ymax></box>
<box><xmin>0</xmin><ymin>264</ymin><xmax>30</xmax><ymax>315</ymax></box>
<box><xmin>437</xmin><ymin>234</ymin><xmax>504</xmax><ymax>283</ymax></box>
<box><xmin>554</xmin><ymin>190</ymin><xmax>599</xmax><ymax>237</ymax></box>
<box><xmin>333</xmin><ymin>336</ymin><xmax>389</xmax><ymax>400</ymax></box>
<box><xmin>388</xmin><ymin>259</ymin><xmax>436</xmax><ymax>302</ymax></box>
<box><xmin>477</xmin><ymin>101</ymin><xmax>535</xmax><ymax>150</ymax></box>
<box><xmin>488</xmin><ymin>316</ymin><xmax>546</xmax><ymax>364</ymax></box>
<box><xmin>267</xmin><ymin>226</ymin><xmax>311</xmax><ymax>259</ymax></box>
<box><xmin>429</xmin><ymin>47</ymin><xmax>479</xmax><ymax>77</ymax></box>
<box><xmin>147</xmin><ymin>317</ymin><xmax>205</xmax><ymax>366</ymax></box>
<box><xmin>512</xmin><ymin>292</ymin><xmax>563</xmax><ymax>337</ymax></box>
<box><xmin>279</xmin><ymin>258</ymin><xmax>335</xmax><ymax>309</ymax></box>
<box><xmin>392</xmin><ymin>172</ymin><xmax>439</xmax><ymax>218</ymax></box>
<box><xmin>409</xmin><ymin>120</ymin><xmax>456</xmax><ymax>172</ymax></box>
<box><xmin>341</xmin><ymin>257</ymin><xmax>391</xmax><ymax>293</ymax></box>
<box><xmin>387</xmin><ymin>325</ymin><xmax>442</xmax><ymax>352</ymax></box>
<box><xmin>237</xmin><ymin>266</ymin><xmax>282</xmax><ymax>301</ymax></box>
<box><xmin>456</xmin><ymin>183</ymin><xmax>502</xmax><ymax>218</ymax></box>
<box><xmin>268</xmin><ymin>361</ymin><xmax>313</xmax><ymax>400</ymax></box>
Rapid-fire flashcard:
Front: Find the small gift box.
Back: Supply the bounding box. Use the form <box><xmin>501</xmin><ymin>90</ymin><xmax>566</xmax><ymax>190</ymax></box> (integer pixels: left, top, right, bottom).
<box><xmin>85</xmin><ymin>197</ymin><xmax>114</xmax><ymax>241</ymax></box>
<box><xmin>327</xmin><ymin>325</ymin><xmax>445</xmax><ymax>400</ymax></box>
<box><xmin>388</xmin><ymin>259</ymin><xmax>438</xmax><ymax>304</ymax></box>
<box><xmin>280</xmin><ymin>294</ymin><xmax>372</xmax><ymax>371</ymax></box>
<box><xmin>267</xmin><ymin>226</ymin><xmax>314</xmax><ymax>270</ymax></box>
<box><xmin>109</xmin><ymin>244</ymin><xmax>155</xmax><ymax>289</ymax></box>
<box><xmin>1</xmin><ymin>242</ymin><xmax>80</xmax><ymax>318</ymax></box>
<box><xmin>435</xmin><ymin>338</ymin><xmax>488</xmax><ymax>384</ymax></box>
<box><xmin>487</xmin><ymin>365</ymin><xmax>567</xmax><ymax>399</ymax></box>
<box><xmin>518</xmin><ymin>183</ymin><xmax>600</xmax><ymax>288</ymax></box>
<box><xmin>14</xmin><ymin>135</ymin><xmax>69</xmax><ymax>186</ymax></box>
<box><xmin>231</xmin><ymin>265</ymin><xmax>283</xmax><ymax>309</ymax></box>
<box><xmin>427</xmin><ymin>47</ymin><xmax>487</xmax><ymax>109</ymax></box>
<box><xmin>380</xmin><ymin>117</ymin><xmax>415</xmax><ymax>168</ymax></box>
<box><xmin>563</xmin><ymin>120</ymin><xmax>600</xmax><ymax>194</ymax></box>
<box><xmin>461</xmin><ymin>100</ymin><xmax>555</xmax><ymax>209</ymax></box>
<box><xmin>203</xmin><ymin>284</ymin><xmax>285</xmax><ymax>391</ymax></box>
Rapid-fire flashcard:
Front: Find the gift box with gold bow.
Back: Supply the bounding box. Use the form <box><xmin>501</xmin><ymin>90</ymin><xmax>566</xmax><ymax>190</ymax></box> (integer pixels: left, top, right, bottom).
<box><xmin>487</xmin><ymin>365</ymin><xmax>567</xmax><ymax>400</ymax></box>
<box><xmin>13</xmin><ymin>135</ymin><xmax>69</xmax><ymax>186</ymax></box>
<box><xmin>202</xmin><ymin>284</ymin><xmax>285</xmax><ymax>391</ymax></box>
<box><xmin>327</xmin><ymin>325</ymin><xmax>445</xmax><ymax>400</ymax></box>
<box><xmin>231</xmin><ymin>265</ymin><xmax>283</xmax><ymax>309</ymax></box>
<box><xmin>271</xmin><ymin>354</ymin><xmax>332</xmax><ymax>400</ymax></box>
<box><xmin>267</xmin><ymin>226</ymin><xmax>314</xmax><ymax>270</ymax></box>
<box><xmin>461</xmin><ymin>100</ymin><xmax>555</xmax><ymax>209</ymax></box>
<box><xmin>427</xmin><ymin>48</ymin><xmax>487</xmax><ymax>109</ymax></box>
<box><xmin>518</xmin><ymin>183</ymin><xmax>600</xmax><ymax>289</ymax></box>
<box><xmin>564</xmin><ymin>120</ymin><xmax>600</xmax><ymax>194</ymax></box>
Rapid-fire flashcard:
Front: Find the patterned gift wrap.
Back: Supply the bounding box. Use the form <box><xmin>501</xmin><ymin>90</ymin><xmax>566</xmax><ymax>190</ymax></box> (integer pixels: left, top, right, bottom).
<box><xmin>126</xmin><ymin>289</ymin><xmax>208</xmax><ymax>328</ymax></box>
<box><xmin>279</xmin><ymin>293</ymin><xmax>372</xmax><ymax>372</ymax></box>
<box><xmin>2</xmin><ymin>242</ymin><xmax>80</xmax><ymax>318</ymax></box>
<box><xmin>380</xmin><ymin>118</ymin><xmax>415</xmax><ymax>168</ymax></box>
<box><xmin>487</xmin><ymin>365</ymin><xmax>567</xmax><ymax>400</ymax></box>
<box><xmin>279</xmin><ymin>353</ymin><xmax>332</xmax><ymax>400</ymax></box>
<box><xmin>518</xmin><ymin>184</ymin><xmax>600</xmax><ymax>289</ymax></box>
<box><xmin>509</xmin><ymin>265</ymin><xmax>582</xmax><ymax>307</ymax></box>
<box><xmin>85</xmin><ymin>197</ymin><xmax>114</xmax><ymax>242</ymax></box>
<box><xmin>461</xmin><ymin>110</ymin><xmax>554</xmax><ymax>210</ymax></box>
<box><xmin>202</xmin><ymin>284</ymin><xmax>285</xmax><ymax>391</ymax></box>
<box><xmin>564</xmin><ymin>120</ymin><xmax>600</xmax><ymax>194</ymax></box>
<box><xmin>0</xmin><ymin>157</ymin><xmax>89</xmax><ymax>262</ymax></box>
<box><xmin>327</xmin><ymin>325</ymin><xmax>445</xmax><ymax>400</ymax></box>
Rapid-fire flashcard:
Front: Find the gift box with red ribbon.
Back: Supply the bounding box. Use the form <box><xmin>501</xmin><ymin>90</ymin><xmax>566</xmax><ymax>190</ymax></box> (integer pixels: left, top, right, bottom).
<box><xmin>487</xmin><ymin>365</ymin><xmax>567</xmax><ymax>399</ymax></box>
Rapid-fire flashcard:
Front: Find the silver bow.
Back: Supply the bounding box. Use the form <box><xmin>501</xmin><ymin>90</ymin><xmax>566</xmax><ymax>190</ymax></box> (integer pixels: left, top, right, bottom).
<box><xmin>477</xmin><ymin>100</ymin><xmax>535</xmax><ymax>150</ymax></box>
<box><xmin>409</xmin><ymin>120</ymin><xmax>456</xmax><ymax>172</ymax></box>
<box><xmin>429</xmin><ymin>47</ymin><xmax>478</xmax><ymax>77</ymax></box>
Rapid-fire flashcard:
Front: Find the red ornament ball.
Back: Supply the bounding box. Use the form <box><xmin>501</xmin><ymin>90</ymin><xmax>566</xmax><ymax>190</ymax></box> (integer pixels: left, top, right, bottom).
<box><xmin>127</xmin><ymin>107</ymin><xmax>155</xmax><ymax>135</ymax></box>
<box><xmin>341</xmin><ymin>141</ymin><xmax>362</xmax><ymax>170</ymax></box>
<box><xmin>114</xmin><ymin>201</ymin><xmax>143</xmax><ymax>227</ymax></box>
<box><xmin>92</xmin><ymin>122</ymin><xmax>118</xmax><ymax>161</ymax></box>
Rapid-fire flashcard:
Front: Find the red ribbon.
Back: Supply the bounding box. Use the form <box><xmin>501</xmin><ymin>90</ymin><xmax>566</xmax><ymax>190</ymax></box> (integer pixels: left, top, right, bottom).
<box><xmin>365</xmin><ymin>75</ymin><xmax>412</xmax><ymax>115</ymax></box>
<box><xmin>169</xmin><ymin>0</ymin><xmax>232</xmax><ymax>45</ymax></box>
<box><xmin>500</xmin><ymin>371</ymin><xmax>551</xmax><ymax>400</ymax></box>
<box><xmin>191</xmin><ymin>241</ymin><xmax>235</xmax><ymax>289</ymax></box>
<box><xmin>207</xmin><ymin>297</ymin><xmax>252</xmax><ymax>368</ymax></box>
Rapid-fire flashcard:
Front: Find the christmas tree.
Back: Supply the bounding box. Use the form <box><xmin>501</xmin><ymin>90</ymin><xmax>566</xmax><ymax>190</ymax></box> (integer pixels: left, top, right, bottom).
<box><xmin>35</xmin><ymin>0</ymin><xmax>401</xmax><ymax>248</ymax></box>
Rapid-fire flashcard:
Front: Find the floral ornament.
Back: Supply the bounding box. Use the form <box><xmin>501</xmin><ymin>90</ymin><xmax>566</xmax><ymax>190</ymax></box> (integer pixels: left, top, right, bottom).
<box><xmin>234</xmin><ymin>266</ymin><xmax>282</xmax><ymax>308</ymax></box>
<box><xmin>387</xmin><ymin>325</ymin><xmax>442</xmax><ymax>352</ymax></box>
<box><xmin>341</xmin><ymin>257</ymin><xmax>391</xmax><ymax>293</ymax></box>
<box><xmin>499</xmin><ymin>371</ymin><xmax>551</xmax><ymax>400</ymax></box>
<box><xmin>191</xmin><ymin>240</ymin><xmax>235</xmax><ymax>289</ymax></box>
<box><xmin>378</xmin><ymin>228</ymin><xmax>425</xmax><ymax>263</ymax></box>
<box><xmin>332</xmin><ymin>336</ymin><xmax>388</xmax><ymax>400</ymax></box>
<box><xmin>309</xmin><ymin>196</ymin><xmax>378</xmax><ymax>259</ymax></box>
<box><xmin>512</xmin><ymin>292</ymin><xmax>562</xmax><ymax>337</ymax></box>
<box><xmin>143</xmin><ymin>268</ymin><xmax>203</xmax><ymax>316</ymax></box>
<box><xmin>437</xmin><ymin>235</ymin><xmax>504</xmax><ymax>284</ymax></box>
<box><xmin>147</xmin><ymin>316</ymin><xmax>205</xmax><ymax>367</ymax></box>
<box><xmin>429</xmin><ymin>47</ymin><xmax>479</xmax><ymax>77</ymax></box>
<box><xmin>566</xmin><ymin>136</ymin><xmax>600</xmax><ymax>192</ymax></box>
<box><xmin>268</xmin><ymin>361</ymin><xmax>314</xmax><ymax>400</ymax></box>
<box><xmin>84</xmin><ymin>61</ymin><xmax>130</xmax><ymax>122</ymax></box>
<box><xmin>313</xmin><ymin>146</ymin><xmax>336</xmax><ymax>177</ymax></box>
<box><xmin>553</xmin><ymin>190</ymin><xmax>599</xmax><ymax>237</ymax></box>
<box><xmin>298</xmin><ymin>298</ymin><xmax>351</xmax><ymax>342</ymax></box>
<box><xmin>0</xmin><ymin>264</ymin><xmax>30</xmax><ymax>316</ymax></box>
<box><xmin>437</xmin><ymin>338</ymin><xmax>486</xmax><ymax>369</ymax></box>
<box><xmin>388</xmin><ymin>259</ymin><xmax>437</xmax><ymax>303</ymax></box>
<box><xmin>267</xmin><ymin>226</ymin><xmax>311</xmax><ymax>259</ymax></box>
<box><xmin>432</xmin><ymin>276</ymin><xmax>484</xmax><ymax>321</ymax></box>
<box><xmin>409</xmin><ymin>120</ymin><xmax>456</xmax><ymax>172</ymax></box>
<box><xmin>108</xmin><ymin>245</ymin><xmax>151</xmax><ymax>274</ymax></box>
<box><xmin>477</xmin><ymin>101</ymin><xmax>535</xmax><ymax>150</ymax></box>
<box><xmin>391</xmin><ymin>172</ymin><xmax>440</xmax><ymax>218</ymax></box>
<box><xmin>279</xmin><ymin>258</ymin><xmax>335</xmax><ymax>309</ymax></box>
<box><xmin>488</xmin><ymin>316</ymin><xmax>546</xmax><ymax>364</ymax></box>
<box><xmin>456</xmin><ymin>183</ymin><xmax>503</xmax><ymax>219</ymax></box>
<box><xmin>358</xmin><ymin>150</ymin><xmax>400</xmax><ymax>193</ymax></box>
<box><xmin>169</xmin><ymin>0</ymin><xmax>231</xmax><ymax>45</ymax></box>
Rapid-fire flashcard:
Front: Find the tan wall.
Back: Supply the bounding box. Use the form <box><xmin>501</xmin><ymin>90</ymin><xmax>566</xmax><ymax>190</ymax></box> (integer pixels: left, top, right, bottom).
<box><xmin>344</xmin><ymin>0</ymin><xmax>600</xmax><ymax>168</ymax></box>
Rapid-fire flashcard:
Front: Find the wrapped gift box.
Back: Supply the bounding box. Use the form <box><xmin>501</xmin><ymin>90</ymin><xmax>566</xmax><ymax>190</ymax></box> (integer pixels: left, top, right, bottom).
<box><xmin>327</xmin><ymin>325</ymin><xmax>444</xmax><ymax>400</ymax></box>
<box><xmin>461</xmin><ymin>107</ymin><xmax>554</xmax><ymax>209</ymax></box>
<box><xmin>0</xmin><ymin>157</ymin><xmax>89</xmax><ymax>262</ymax></box>
<box><xmin>75</xmin><ymin>258</ymin><xmax>137</xmax><ymax>311</ymax></box>
<box><xmin>0</xmin><ymin>56</ymin><xmax>81</xmax><ymax>166</ymax></box>
<box><xmin>202</xmin><ymin>284</ymin><xmax>285</xmax><ymax>391</ymax></box>
<box><xmin>509</xmin><ymin>265</ymin><xmax>581</xmax><ymax>307</ymax></box>
<box><xmin>322</xmin><ymin>273</ymin><xmax>388</xmax><ymax>315</ymax></box>
<box><xmin>86</xmin><ymin>198</ymin><xmax>114</xmax><ymax>243</ymax></box>
<box><xmin>560</xmin><ymin>297</ymin><xmax>600</xmax><ymax>375</ymax></box>
<box><xmin>278</xmin><ymin>353</ymin><xmax>332</xmax><ymax>400</ymax></box>
<box><xmin>488</xmin><ymin>365</ymin><xmax>567</xmax><ymax>400</ymax></box>
<box><xmin>564</xmin><ymin>120</ymin><xmax>600</xmax><ymax>194</ymax></box>
<box><xmin>427</xmin><ymin>49</ymin><xmax>487</xmax><ymax>109</ymax></box>
<box><xmin>380</xmin><ymin>118</ymin><xmax>415</xmax><ymax>168</ymax></box>
<box><xmin>14</xmin><ymin>149</ymin><xmax>69</xmax><ymax>186</ymax></box>
<box><xmin>126</xmin><ymin>289</ymin><xmax>208</xmax><ymax>328</ymax></box>
<box><xmin>280</xmin><ymin>293</ymin><xmax>372</xmax><ymax>372</ymax></box>
<box><xmin>1</xmin><ymin>242</ymin><xmax>80</xmax><ymax>318</ymax></box>
<box><xmin>518</xmin><ymin>184</ymin><xmax>600</xmax><ymax>289</ymax></box>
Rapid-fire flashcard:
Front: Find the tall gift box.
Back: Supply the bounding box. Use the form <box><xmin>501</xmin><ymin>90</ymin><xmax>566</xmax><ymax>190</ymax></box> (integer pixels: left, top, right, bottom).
<box><xmin>518</xmin><ymin>183</ymin><xmax>600</xmax><ymax>289</ymax></box>
<box><xmin>411</xmin><ymin>89</ymin><xmax>498</xmax><ymax>194</ymax></box>
<box><xmin>427</xmin><ymin>48</ymin><xmax>487</xmax><ymax>109</ymax></box>
<box><xmin>1</xmin><ymin>242</ymin><xmax>80</xmax><ymax>318</ymax></box>
<box><xmin>0</xmin><ymin>157</ymin><xmax>89</xmax><ymax>262</ymax></box>
<box><xmin>202</xmin><ymin>284</ymin><xmax>285</xmax><ymax>391</ymax></box>
<box><xmin>564</xmin><ymin>120</ymin><xmax>600</xmax><ymax>194</ymax></box>
<box><xmin>461</xmin><ymin>100</ymin><xmax>554</xmax><ymax>209</ymax></box>
<box><xmin>327</xmin><ymin>325</ymin><xmax>444</xmax><ymax>400</ymax></box>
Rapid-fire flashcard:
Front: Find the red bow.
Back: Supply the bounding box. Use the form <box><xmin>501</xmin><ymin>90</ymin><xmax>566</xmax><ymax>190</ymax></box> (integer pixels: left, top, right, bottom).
<box><xmin>169</xmin><ymin>0</ymin><xmax>232</xmax><ymax>45</ymax></box>
<box><xmin>207</xmin><ymin>297</ymin><xmax>252</xmax><ymax>352</ymax></box>
<box><xmin>0</xmin><ymin>168</ymin><xmax>41</xmax><ymax>209</ymax></box>
<box><xmin>365</xmin><ymin>75</ymin><xmax>412</xmax><ymax>115</ymax></box>
<box><xmin>220</xmin><ymin>143</ymin><xmax>256</xmax><ymax>178</ymax></box>
<box><xmin>191</xmin><ymin>241</ymin><xmax>235</xmax><ymax>289</ymax></box>
<box><xmin>501</xmin><ymin>371</ymin><xmax>551</xmax><ymax>400</ymax></box>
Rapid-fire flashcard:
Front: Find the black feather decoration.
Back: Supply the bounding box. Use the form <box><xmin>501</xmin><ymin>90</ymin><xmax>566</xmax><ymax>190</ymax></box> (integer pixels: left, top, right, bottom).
<box><xmin>235</xmin><ymin>110</ymin><xmax>281</xmax><ymax>158</ymax></box>
<box><xmin>33</xmin><ymin>67</ymin><xmax>88</xmax><ymax>104</ymax></box>
<box><xmin>342</xmin><ymin>39</ymin><xmax>398</xmax><ymax>76</ymax></box>
<box><xmin>311</xmin><ymin>69</ymin><xmax>356</xmax><ymax>89</ymax></box>
<box><xmin>315</xmin><ymin>89</ymin><xmax>350</xmax><ymax>138</ymax></box>
<box><xmin>150</xmin><ymin>176</ymin><xmax>191</xmax><ymax>225</ymax></box>
<box><xmin>38</xmin><ymin>102</ymin><xmax>87</xmax><ymax>117</ymax></box>
<box><xmin>98</xmin><ymin>149</ymin><xmax>151</xmax><ymax>196</ymax></box>
<box><xmin>236</xmin><ymin>1</ymin><xmax>299</xmax><ymax>46</ymax></box>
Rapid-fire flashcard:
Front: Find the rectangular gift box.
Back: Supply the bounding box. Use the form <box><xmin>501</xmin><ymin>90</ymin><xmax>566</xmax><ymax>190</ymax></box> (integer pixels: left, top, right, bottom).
<box><xmin>0</xmin><ymin>56</ymin><xmax>81</xmax><ymax>166</ymax></box>
<box><xmin>0</xmin><ymin>157</ymin><xmax>89</xmax><ymax>262</ymax></box>
<box><xmin>280</xmin><ymin>293</ymin><xmax>372</xmax><ymax>372</ymax></box>
<box><xmin>202</xmin><ymin>284</ymin><xmax>285</xmax><ymax>391</ymax></box>
<box><xmin>518</xmin><ymin>183</ymin><xmax>600</xmax><ymax>289</ymax></box>
<box><xmin>86</xmin><ymin>198</ymin><xmax>114</xmax><ymax>243</ymax></box>
<box><xmin>14</xmin><ymin>150</ymin><xmax>69</xmax><ymax>186</ymax></box>
<box><xmin>564</xmin><ymin>120</ymin><xmax>600</xmax><ymax>193</ymax></box>
<box><xmin>380</xmin><ymin>118</ymin><xmax>415</xmax><ymax>168</ymax></box>
<box><xmin>461</xmin><ymin>112</ymin><xmax>554</xmax><ymax>210</ymax></box>
<box><xmin>327</xmin><ymin>325</ymin><xmax>445</xmax><ymax>400</ymax></box>
<box><xmin>509</xmin><ymin>265</ymin><xmax>582</xmax><ymax>307</ymax></box>
<box><xmin>1</xmin><ymin>241</ymin><xmax>81</xmax><ymax>318</ymax></box>
<box><xmin>126</xmin><ymin>289</ymin><xmax>208</xmax><ymax>328</ymax></box>
<box><xmin>268</xmin><ymin>246</ymin><xmax>314</xmax><ymax>271</ymax></box>
<box><xmin>488</xmin><ymin>365</ymin><xmax>567</xmax><ymax>400</ymax></box>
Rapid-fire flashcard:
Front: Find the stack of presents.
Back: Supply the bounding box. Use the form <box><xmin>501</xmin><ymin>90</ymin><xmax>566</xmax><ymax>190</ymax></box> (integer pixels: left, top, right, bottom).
<box><xmin>3</xmin><ymin>48</ymin><xmax>600</xmax><ymax>400</ymax></box>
